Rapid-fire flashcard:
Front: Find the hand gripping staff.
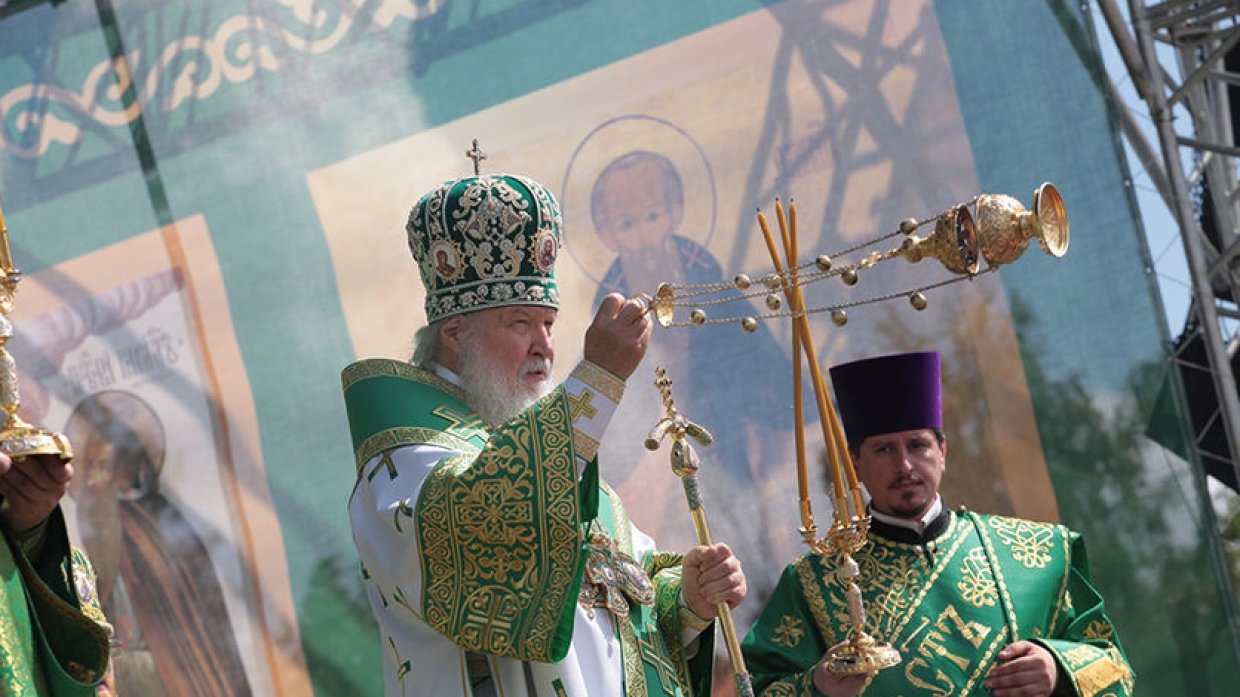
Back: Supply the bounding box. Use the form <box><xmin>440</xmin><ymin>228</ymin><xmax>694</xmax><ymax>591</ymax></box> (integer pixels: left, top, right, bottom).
<box><xmin>645</xmin><ymin>367</ymin><xmax>754</xmax><ymax>697</ymax></box>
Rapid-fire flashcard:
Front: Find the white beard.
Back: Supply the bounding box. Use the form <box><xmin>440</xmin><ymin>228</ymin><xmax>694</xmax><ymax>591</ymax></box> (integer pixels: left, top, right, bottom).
<box><xmin>457</xmin><ymin>341</ymin><xmax>552</xmax><ymax>427</ymax></box>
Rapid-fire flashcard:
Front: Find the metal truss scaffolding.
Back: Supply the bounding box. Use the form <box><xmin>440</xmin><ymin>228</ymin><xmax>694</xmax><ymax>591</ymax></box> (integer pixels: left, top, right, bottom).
<box><xmin>1098</xmin><ymin>0</ymin><xmax>1240</xmax><ymax>490</ymax></box>
<box><xmin>1097</xmin><ymin>0</ymin><xmax>1240</xmax><ymax>651</ymax></box>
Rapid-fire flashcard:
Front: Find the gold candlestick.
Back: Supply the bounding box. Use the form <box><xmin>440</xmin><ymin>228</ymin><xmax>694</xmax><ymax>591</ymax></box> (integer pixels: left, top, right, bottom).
<box><xmin>758</xmin><ymin>199</ymin><xmax>900</xmax><ymax>676</ymax></box>
<box><xmin>0</xmin><ymin>199</ymin><xmax>73</xmax><ymax>461</ymax></box>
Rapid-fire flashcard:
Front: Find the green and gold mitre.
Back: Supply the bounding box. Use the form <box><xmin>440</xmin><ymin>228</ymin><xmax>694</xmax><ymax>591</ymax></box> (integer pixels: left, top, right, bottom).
<box><xmin>406</xmin><ymin>172</ymin><xmax>563</xmax><ymax>323</ymax></box>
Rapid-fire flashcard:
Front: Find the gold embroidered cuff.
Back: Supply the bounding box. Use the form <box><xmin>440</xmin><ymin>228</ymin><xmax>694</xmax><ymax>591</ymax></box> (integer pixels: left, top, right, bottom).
<box><xmin>571</xmin><ymin>360</ymin><xmax>626</xmax><ymax>404</ymax></box>
<box><xmin>677</xmin><ymin>592</ymin><xmax>713</xmax><ymax>634</ymax></box>
<box><xmin>573</xmin><ymin>430</ymin><xmax>601</xmax><ymax>463</ymax></box>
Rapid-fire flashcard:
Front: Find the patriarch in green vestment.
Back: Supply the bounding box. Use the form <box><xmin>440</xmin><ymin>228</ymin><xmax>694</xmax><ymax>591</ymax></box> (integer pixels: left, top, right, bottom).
<box><xmin>342</xmin><ymin>159</ymin><xmax>747</xmax><ymax>697</ymax></box>
<box><xmin>741</xmin><ymin>351</ymin><xmax>1133</xmax><ymax>697</ymax></box>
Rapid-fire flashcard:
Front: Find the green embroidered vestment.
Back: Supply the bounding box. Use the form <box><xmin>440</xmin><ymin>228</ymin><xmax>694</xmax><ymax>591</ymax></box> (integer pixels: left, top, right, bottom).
<box><xmin>741</xmin><ymin>510</ymin><xmax>1132</xmax><ymax>697</ymax></box>
<box><xmin>344</xmin><ymin>358</ymin><xmax>714</xmax><ymax>697</ymax></box>
<box><xmin>0</xmin><ymin>508</ymin><xmax>111</xmax><ymax>697</ymax></box>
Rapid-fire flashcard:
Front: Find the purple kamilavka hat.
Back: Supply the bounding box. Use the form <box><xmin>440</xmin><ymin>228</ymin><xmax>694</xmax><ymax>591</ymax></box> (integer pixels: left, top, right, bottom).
<box><xmin>828</xmin><ymin>351</ymin><xmax>942</xmax><ymax>448</ymax></box>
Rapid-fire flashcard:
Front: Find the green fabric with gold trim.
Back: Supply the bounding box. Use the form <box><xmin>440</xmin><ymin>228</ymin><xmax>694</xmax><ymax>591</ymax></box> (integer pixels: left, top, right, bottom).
<box><xmin>594</xmin><ymin>484</ymin><xmax>715</xmax><ymax>697</ymax></box>
<box><xmin>741</xmin><ymin>510</ymin><xmax>1132</xmax><ymax>697</ymax></box>
<box><xmin>0</xmin><ymin>508</ymin><xmax>111</xmax><ymax>697</ymax></box>
<box><xmin>405</xmin><ymin>173</ymin><xmax>563</xmax><ymax>323</ymax></box>
<box><xmin>342</xmin><ymin>357</ymin><xmax>590</xmax><ymax>663</ymax></box>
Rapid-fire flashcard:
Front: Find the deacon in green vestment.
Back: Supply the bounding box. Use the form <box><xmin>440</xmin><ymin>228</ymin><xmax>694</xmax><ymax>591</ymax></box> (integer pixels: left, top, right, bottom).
<box><xmin>343</xmin><ymin>162</ymin><xmax>747</xmax><ymax>697</ymax></box>
<box><xmin>742</xmin><ymin>352</ymin><xmax>1132</xmax><ymax>697</ymax></box>
<box><xmin>0</xmin><ymin>451</ymin><xmax>113</xmax><ymax>697</ymax></box>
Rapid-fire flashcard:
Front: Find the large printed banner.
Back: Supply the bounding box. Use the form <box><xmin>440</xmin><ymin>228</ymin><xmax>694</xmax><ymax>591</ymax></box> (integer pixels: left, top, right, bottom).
<box><xmin>9</xmin><ymin>218</ymin><xmax>310</xmax><ymax>695</ymax></box>
<box><xmin>312</xmin><ymin>2</ymin><xmax>1055</xmax><ymax>593</ymax></box>
<box><xmin>1</xmin><ymin>0</ymin><xmax>1237</xmax><ymax>695</ymax></box>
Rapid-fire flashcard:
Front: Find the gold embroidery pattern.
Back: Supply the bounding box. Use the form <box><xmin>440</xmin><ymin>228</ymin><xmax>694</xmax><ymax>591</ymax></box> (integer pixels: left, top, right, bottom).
<box><xmin>342</xmin><ymin>358</ymin><xmax>468</xmax><ymax>401</ymax></box>
<box><xmin>970</xmin><ymin>513</ymin><xmax>1020</xmax><ymax>642</ymax></box>
<box><xmin>1047</xmin><ymin>530</ymin><xmax>1074</xmax><ymax>633</ymax></box>
<box><xmin>573</xmin><ymin>430</ymin><xmax>601</xmax><ymax>462</ymax></box>
<box><xmin>644</xmin><ymin>552</ymin><xmax>683</xmax><ymax>578</ymax></box>
<box><xmin>637</xmin><ymin>627</ymin><xmax>683</xmax><ymax>695</ymax></box>
<box><xmin>852</xmin><ymin>513</ymin><xmax>972</xmax><ymax>645</ymax></box>
<box><xmin>1060</xmin><ymin>644</ymin><xmax>1131</xmax><ymax>697</ymax></box>
<box><xmin>357</xmin><ymin>426</ymin><xmax>476</xmax><ymax>473</ymax></box>
<box><xmin>603</xmin><ymin>484</ymin><xmax>651</xmax><ymax>696</ymax></box>
<box><xmin>607</xmin><ymin>486</ymin><xmax>690</xmax><ymax>696</ymax></box>
<box><xmin>0</xmin><ymin>588</ymin><xmax>36</xmax><ymax>697</ymax></box>
<box><xmin>417</xmin><ymin>388</ymin><xmax>580</xmax><ymax>661</ymax></box>
<box><xmin>793</xmin><ymin>556</ymin><xmax>838</xmax><ymax>647</ymax></box>
<box><xmin>1062</xmin><ymin>644</ymin><xmax>1100</xmax><ymax>669</ymax></box>
<box><xmin>1082</xmin><ymin>619</ymin><xmax>1114</xmax><ymax>641</ymax></box>
<box><xmin>847</xmin><ymin>541</ymin><xmax>920</xmax><ymax>640</ymax></box>
<box><xmin>959</xmin><ymin>628</ymin><xmax>1010</xmax><ymax>695</ymax></box>
<box><xmin>606</xmin><ymin>483</ymin><xmax>635</xmax><ymax>553</ymax></box>
<box><xmin>771</xmin><ymin>615</ymin><xmax>806</xmax><ymax>649</ymax></box>
<box><xmin>987</xmin><ymin>516</ymin><xmax>1056</xmax><ymax>568</ymax></box>
<box><xmin>1109</xmin><ymin>645</ymin><xmax>1135</xmax><ymax>694</ymax></box>
<box><xmin>791</xmin><ymin>512</ymin><xmax>975</xmax><ymax>656</ymax></box>
<box><xmin>571</xmin><ymin>360</ymin><xmax>626</xmax><ymax>403</ymax></box>
<box><xmin>568</xmin><ymin>389</ymin><xmax>598</xmax><ymax>419</ymax></box>
<box><xmin>616</xmin><ymin>616</ymin><xmax>650</xmax><ymax>697</ymax></box>
<box><xmin>957</xmin><ymin>547</ymin><xmax>998</xmax><ymax>608</ymax></box>
<box><xmin>760</xmin><ymin>682</ymin><xmax>796</xmax><ymax>697</ymax></box>
<box><xmin>653</xmin><ymin>565</ymin><xmax>694</xmax><ymax>695</ymax></box>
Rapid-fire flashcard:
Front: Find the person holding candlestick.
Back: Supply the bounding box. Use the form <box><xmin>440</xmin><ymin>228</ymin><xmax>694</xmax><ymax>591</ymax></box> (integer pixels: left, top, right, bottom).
<box><xmin>342</xmin><ymin>158</ymin><xmax>746</xmax><ymax>697</ymax></box>
<box><xmin>740</xmin><ymin>351</ymin><xmax>1132</xmax><ymax>697</ymax></box>
<box><xmin>0</xmin><ymin>200</ymin><xmax>113</xmax><ymax>696</ymax></box>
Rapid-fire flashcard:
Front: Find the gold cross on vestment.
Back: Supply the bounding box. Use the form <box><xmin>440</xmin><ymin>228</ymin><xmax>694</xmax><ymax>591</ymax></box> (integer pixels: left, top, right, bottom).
<box><xmin>367</xmin><ymin>451</ymin><xmax>398</xmax><ymax>482</ymax></box>
<box><xmin>432</xmin><ymin>405</ymin><xmax>488</xmax><ymax>434</ymax></box>
<box><xmin>568</xmin><ymin>389</ymin><xmax>598</xmax><ymax>420</ymax></box>
<box><xmin>466</xmin><ymin>139</ymin><xmax>486</xmax><ymax>175</ymax></box>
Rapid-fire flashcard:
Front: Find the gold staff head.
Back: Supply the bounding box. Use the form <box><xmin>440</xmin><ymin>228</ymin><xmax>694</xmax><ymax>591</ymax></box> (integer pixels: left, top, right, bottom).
<box><xmin>644</xmin><ymin>367</ymin><xmax>712</xmax><ymax>477</ymax></box>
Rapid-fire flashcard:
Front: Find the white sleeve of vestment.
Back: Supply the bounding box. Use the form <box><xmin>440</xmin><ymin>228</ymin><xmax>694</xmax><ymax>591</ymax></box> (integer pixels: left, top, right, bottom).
<box><xmin>350</xmin><ymin>443</ymin><xmax>453</xmax><ymax>607</ymax></box>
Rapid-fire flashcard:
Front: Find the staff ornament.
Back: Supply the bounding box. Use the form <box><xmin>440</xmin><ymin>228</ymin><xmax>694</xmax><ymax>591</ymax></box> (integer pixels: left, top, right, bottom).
<box><xmin>647</xmin><ymin>183</ymin><xmax>1068</xmax><ymax>676</ymax></box>
<box><xmin>645</xmin><ymin>367</ymin><xmax>755</xmax><ymax>697</ymax></box>
<box><xmin>0</xmin><ymin>201</ymin><xmax>73</xmax><ymax>461</ymax></box>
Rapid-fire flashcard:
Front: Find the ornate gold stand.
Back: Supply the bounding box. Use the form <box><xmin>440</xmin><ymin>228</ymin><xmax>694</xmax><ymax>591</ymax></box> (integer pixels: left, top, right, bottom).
<box><xmin>0</xmin><ymin>203</ymin><xmax>73</xmax><ymax>461</ymax></box>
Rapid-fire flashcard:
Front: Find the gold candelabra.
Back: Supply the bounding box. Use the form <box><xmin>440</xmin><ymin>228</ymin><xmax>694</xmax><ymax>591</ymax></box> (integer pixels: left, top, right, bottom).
<box><xmin>0</xmin><ymin>200</ymin><xmax>73</xmax><ymax>461</ymax></box>
<box><xmin>648</xmin><ymin>183</ymin><xmax>1068</xmax><ymax>675</ymax></box>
